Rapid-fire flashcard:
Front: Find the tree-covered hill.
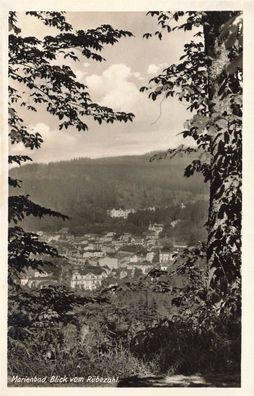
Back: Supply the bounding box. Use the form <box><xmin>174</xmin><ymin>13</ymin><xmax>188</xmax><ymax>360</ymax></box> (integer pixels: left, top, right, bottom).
<box><xmin>10</xmin><ymin>152</ymin><xmax>208</xmax><ymax>233</ymax></box>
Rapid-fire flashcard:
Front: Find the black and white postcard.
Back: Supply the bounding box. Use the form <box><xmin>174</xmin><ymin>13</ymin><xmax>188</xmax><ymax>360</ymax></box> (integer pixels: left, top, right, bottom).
<box><xmin>1</xmin><ymin>0</ymin><xmax>253</xmax><ymax>394</ymax></box>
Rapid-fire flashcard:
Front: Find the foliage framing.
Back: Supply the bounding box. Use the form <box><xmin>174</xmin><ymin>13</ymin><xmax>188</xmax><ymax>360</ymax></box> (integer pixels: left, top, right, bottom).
<box><xmin>8</xmin><ymin>11</ymin><xmax>134</xmax><ymax>282</ymax></box>
<box><xmin>141</xmin><ymin>11</ymin><xmax>242</xmax><ymax>289</ymax></box>
<box><xmin>8</xmin><ymin>11</ymin><xmax>135</xmax><ymax>354</ymax></box>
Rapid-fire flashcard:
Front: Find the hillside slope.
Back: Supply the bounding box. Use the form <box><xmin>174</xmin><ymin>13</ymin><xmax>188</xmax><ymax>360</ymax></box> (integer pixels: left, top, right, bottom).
<box><xmin>10</xmin><ymin>153</ymin><xmax>209</xmax><ymax>234</ymax></box>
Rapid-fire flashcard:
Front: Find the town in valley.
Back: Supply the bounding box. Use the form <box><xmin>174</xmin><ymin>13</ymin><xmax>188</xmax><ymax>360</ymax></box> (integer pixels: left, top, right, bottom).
<box><xmin>20</xmin><ymin>206</ymin><xmax>189</xmax><ymax>291</ymax></box>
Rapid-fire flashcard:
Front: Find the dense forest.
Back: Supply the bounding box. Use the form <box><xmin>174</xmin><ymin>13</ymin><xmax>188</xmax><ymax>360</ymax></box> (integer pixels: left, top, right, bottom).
<box><xmin>10</xmin><ymin>153</ymin><xmax>208</xmax><ymax>237</ymax></box>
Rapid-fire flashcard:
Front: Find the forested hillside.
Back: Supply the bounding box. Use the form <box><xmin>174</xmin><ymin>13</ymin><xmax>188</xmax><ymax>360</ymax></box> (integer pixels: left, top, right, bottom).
<box><xmin>10</xmin><ymin>153</ymin><xmax>208</xmax><ymax>234</ymax></box>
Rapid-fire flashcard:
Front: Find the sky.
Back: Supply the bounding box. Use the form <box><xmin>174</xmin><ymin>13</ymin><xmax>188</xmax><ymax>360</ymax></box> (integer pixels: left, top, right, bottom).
<box><xmin>10</xmin><ymin>12</ymin><xmax>197</xmax><ymax>163</ymax></box>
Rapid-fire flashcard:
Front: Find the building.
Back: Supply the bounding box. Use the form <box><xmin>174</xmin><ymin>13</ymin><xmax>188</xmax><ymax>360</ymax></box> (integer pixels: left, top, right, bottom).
<box><xmin>131</xmin><ymin>237</ymin><xmax>145</xmax><ymax>246</ymax></box>
<box><xmin>70</xmin><ymin>265</ymin><xmax>107</xmax><ymax>290</ymax></box>
<box><xmin>120</xmin><ymin>233</ymin><xmax>132</xmax><ymax>243</ymax></box>
<box><xmin>148</xmin><ymin>223</ymin><xmax>164</xmax><ymax>235</ymax></box>
<box><xmin>116</xmin><ymin>251</ymin><xmax>134</xmax><ymax>268</ymax></box>
<box><xmin>159</xmin><ymin>250</ymin><xmax>171</xmax><ymax>263</ymax></box>
<box><xmin>107</xmin><ymin>208</ymin><xmax>136</xmax><ymax>219</ymax></box>
<box><xmin>37</xmin><ymin>231</ymin><xmax>44</xmax><ymax>237</ymax></box>
<box><xmin>146</xmin><ymin>238</ymin><xmax>157</xmax><ymax>248</ymax></box>
<box><xmin>80</xmin><ymin>239</ymin><xmax>89</xmax><ymax>246</ymax></box>
<box><xmin>127</xmin><ymin>261</ymin><xmax>154</xmax><ymax>276</ymax></box>
<box><xmin>129</xmin><ymin>254</ymin><xmax>139</xmax><ymax>263</ymax></box>
<box><xmin>47</xmin><ymin>234</ymin><xmax>61</xmax><ymax>242</ymax></box>
<box><xmin>170</xmin><ymin>219</ymin><xmax>181</xmax><ymax>228</ymax></box>
<box><xmin>20</xmin><ymin>268</ymin><xmax>57</xmax><ymax>289</ymax></box>
<box><xmin>174</xmin><ymin>244</ymin><xmax>187</xmax><ymax>252</ymax></box>
<box><xmin>83</xmin><ymin>244</ymin><xmax>96</xmax><ymax>251</ymax></box>
<box><xmin>99</xmin><ymin>235</ymin><xmax>114</xmax><ymax>243</ymax></box>
<box><xmin>146</xmin><ymin>251</ymin><xmax>155</xmax><ymax>263</ymax></box>
<box><xmin>160</xmin><ymin>262</ymin><xmax>172</xmax><ymax>271</ymax></box>
<box><xmin>82</xmin><ymin>250</ymin><xmax>104</xmax><ymax>259</ymax></box>
<box><xmin>105</xmin><ymin>232</ymin><xmax>117</xmax><ymax>238</ymax></box>
<box><xmin>101</xmin><ymin>245</ymin><xmax>116</xmax><ymax>254</ymax></box>
<box><xmin>99</xmin><ymin>257</ymin><xmax>118</xmax><ymax>270</ymax></box>
<box><xmin>65</xmin><ymin>250</ymin><xmax>87</xmax><ymax>265</ymax></box>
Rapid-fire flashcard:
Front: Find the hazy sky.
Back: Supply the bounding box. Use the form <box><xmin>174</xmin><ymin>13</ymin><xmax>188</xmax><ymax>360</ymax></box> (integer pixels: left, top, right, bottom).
<box><xmin>10</xmin><ymin>12</ymin><xmax>197</xmax><ymax>163</ymax></box>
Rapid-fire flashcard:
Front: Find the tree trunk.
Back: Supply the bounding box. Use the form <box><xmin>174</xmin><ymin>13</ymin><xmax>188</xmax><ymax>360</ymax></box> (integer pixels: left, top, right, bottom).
<box><xmin>204</xmin><ymin>12</ymin><xmax>242</xmax><ymax>289</ymax></box>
